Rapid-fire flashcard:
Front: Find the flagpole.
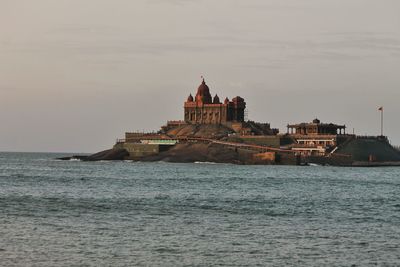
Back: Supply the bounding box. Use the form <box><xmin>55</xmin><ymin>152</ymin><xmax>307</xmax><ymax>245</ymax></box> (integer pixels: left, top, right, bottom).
<box><xmin>381</xmin><ymin>107</ymin><xmax>384</xmax><ymax>137</ymax></box>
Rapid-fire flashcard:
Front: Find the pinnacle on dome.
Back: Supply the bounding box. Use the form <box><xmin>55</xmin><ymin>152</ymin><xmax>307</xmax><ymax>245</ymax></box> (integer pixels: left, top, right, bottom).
<box><xmin>187</xmin><ymin>94</ymin><xmax>194</xmax><ymax>102</ymax></box>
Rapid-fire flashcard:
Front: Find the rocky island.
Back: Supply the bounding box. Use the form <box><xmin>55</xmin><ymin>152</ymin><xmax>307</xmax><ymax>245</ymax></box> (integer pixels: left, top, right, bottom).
<box><xmin>61</xmin><ymin>79</ymin><xmax>400</xmax><ymax>166</ymax></box>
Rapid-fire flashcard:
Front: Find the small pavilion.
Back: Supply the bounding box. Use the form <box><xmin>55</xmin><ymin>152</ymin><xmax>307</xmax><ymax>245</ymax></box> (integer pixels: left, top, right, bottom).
<box><xmin>287</xmin><ymin>118</ymin><xmax>346</xmax><ymax>135</ymax></box>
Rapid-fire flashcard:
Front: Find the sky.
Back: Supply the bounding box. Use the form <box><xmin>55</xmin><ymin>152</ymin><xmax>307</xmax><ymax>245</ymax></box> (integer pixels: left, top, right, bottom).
<box><xmin>1</xmin><ymin>0</ymin><xmax>400</xmax><ymax>153</ymax></box>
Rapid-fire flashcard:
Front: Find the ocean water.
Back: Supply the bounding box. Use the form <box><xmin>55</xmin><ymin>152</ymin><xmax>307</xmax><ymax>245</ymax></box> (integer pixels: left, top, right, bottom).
<box><xmin>1</xmin><ymin>152</ymin><xmax>400</xmax><ymax>266</ymax></box>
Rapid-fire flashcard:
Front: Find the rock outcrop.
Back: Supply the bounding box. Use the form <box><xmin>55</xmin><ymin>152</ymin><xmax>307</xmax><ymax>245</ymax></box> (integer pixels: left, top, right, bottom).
<box><xmin>140</xmin><ymin>143</ymin><xmax>256</xmax><ymax>164</ymax></box>
<box><xmin>336</xmin><ymin>137</ymin><xmax>400</xmax><ymax>162</ymax></box>
<box><xmin>166</xmin><ymin>124</ymin><xmax>234</xmax><ymax>139</ymax></box>
<box><xmin>58</xmin><ymin>148</ymin><xmax>129</xmax><ymax>161</ymax></box>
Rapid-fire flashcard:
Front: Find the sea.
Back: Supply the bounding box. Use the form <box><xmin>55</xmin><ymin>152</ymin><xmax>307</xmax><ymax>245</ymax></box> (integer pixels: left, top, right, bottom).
<box><xmin>1</xmin><ymin>152</ymin><xmax>400</xmax><ymax>266</ymax></box>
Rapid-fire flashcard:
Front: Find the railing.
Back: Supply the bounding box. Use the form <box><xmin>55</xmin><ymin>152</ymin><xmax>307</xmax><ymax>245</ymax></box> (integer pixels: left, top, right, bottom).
<box><xmin>288</xmin><ymin>134</ymin><xmax>338</xmax><ymax>139</ymax></box>
<box><xmin>291</xmin><ymin>144</ymin><xmax>329</xmax><ymax>148</ymax></box>
<box><xmin>125</xmin><ymin>131</ymin><xmax>159</xmax><ymax>137</ymax></box>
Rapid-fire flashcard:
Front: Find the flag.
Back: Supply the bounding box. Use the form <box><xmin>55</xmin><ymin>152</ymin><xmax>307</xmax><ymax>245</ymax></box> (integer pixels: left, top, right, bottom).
<box><xmin>378</xmin><ymin>106</ymin><xmax>383</xmax><ymax>111</ymax></box>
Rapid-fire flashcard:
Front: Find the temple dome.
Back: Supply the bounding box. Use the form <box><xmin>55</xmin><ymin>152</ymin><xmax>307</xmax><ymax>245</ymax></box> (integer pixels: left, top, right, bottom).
<box><xmin>313</xmin><ymin>118</ymin><xmax>321</xmax><ymax>124</ymax></box>
<box><xmin>224</xmin><ymin>97</ymin><xmax>230</xmax><ymax>104</ymax></box>
<box><xmin>195</xmin><ymin>79</ymin><xmax>212</xmax><ymax>104</ymax></box>
<box><xmin>187</xmin><ymin>94</ymin><xmax>194</xmax><ymax>102</ymax></box>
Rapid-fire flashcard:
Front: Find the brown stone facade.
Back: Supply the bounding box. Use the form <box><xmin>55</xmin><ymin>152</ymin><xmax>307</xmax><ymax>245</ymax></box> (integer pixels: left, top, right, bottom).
<box><xmin>184</xmin><ymin>79</ymin><xmax>246</xmax><ymax>125</ymax></box>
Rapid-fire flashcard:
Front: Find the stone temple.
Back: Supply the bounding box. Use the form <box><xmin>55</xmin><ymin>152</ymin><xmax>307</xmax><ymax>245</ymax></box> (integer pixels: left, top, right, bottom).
<box><xmin>184</xmin><ymin>78</ymin><xmax>246</xmax><ymax>125</ymax></box>
<box><xmin>159</xmin><ymin>78</ymin><xmax>277</xmax><ymax>136</ymax></box>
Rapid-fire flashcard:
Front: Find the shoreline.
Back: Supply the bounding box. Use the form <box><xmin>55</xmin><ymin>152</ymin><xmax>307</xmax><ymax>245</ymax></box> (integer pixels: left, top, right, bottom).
<box><xmin>57</xmin><ymin>151</ymin><xmax>400</xmax><ymax>167</ymax></box>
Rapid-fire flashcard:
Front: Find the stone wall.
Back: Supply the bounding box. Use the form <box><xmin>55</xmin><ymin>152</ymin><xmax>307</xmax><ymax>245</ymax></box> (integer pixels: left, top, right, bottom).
<box><xmin>184</xmin><ymin>105</ymin><xmax>227</xmax><ymax>124</ymax></box>
<box><xmin>119</xmin><ymin>143</ymin><xmax>172</xmax><ymax>159</ymax></box>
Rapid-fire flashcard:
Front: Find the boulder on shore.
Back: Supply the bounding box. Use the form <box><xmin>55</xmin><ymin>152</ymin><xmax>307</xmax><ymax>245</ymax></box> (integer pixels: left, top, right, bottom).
<box><xmin>84</xmin><ymin>148</ymin><xmax>129</xmax><ymax>161</ymax></box>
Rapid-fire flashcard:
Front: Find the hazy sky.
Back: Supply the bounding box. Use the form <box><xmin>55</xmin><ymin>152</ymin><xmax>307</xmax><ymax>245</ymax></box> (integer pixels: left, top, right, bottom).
<box><xmin>1</xmin><ymin>0</ymin><xmax>400</xmax><ymax>152</ymax></box>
